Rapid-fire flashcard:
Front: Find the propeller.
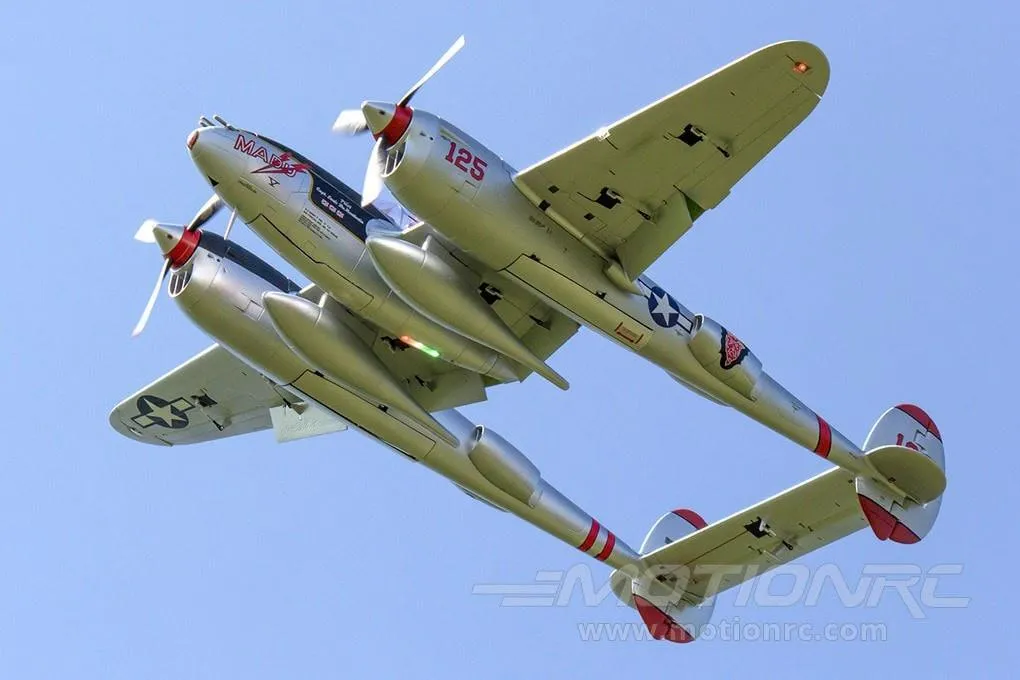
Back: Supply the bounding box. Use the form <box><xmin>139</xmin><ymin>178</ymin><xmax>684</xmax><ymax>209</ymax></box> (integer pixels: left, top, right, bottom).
<box><xmin>185</xmin><ymin>194</ymin><xmax>222</xmax><ymax>232</ymax></box>
<box><xmin>362</xmin><ymin>138</ymin><xmax>387</xmax><ymax>207</ymax></box>
<box><xmin>331</xmin><ymin>35</ymin><xmax>465</xmax><ymax>207</ymax></box>
<box><xmin>332</xmin><ymin>109</ymin><xmax>370</xmax><ymax>136</ymax></box>
<box><xmin>375</xmin><ymin>199</ymin><xmax>419</xmax><ymax>230</ymax></box>
<box><xmin>396</xmin><ymin>34</ymin><xmax>465</xmax><ymax>108</ymax></box>
<box><xmin>133</xmin><ymin>219</ymin><xmax>160</xmax><ymax>244</ymax></box>
<box><xmin>130</xmin><ymin>195</ymin><xmax>224</xmax><ymax>336</ymax></box>
<box><xmin>133</xmin><ymin>194</ymin><xmax>223</xmax><ymax>245</ymax></box>
<box><xmin>132</xmin><ymin>258</ymin><xmax>171</xmax><ymax>337</ymax></box>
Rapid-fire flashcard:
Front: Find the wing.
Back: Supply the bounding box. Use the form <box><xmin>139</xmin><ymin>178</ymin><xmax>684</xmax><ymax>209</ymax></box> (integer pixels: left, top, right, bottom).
<box><xmin>641</xmin><ymin>466</ymin><xmax>866</xmax><ymax>606</ymax></box>
<box><xmin>113</xmin><ymin>275</ymin><xmax>574</xmax><ymax>450</ymax></box>
<box><xmin>109</xmin><ymin>344</ymin><xmax>345</xmax><ymax>446</ymax></box>
<box><xmin>514</xmin><ymin>41</ymin><xmax>829</xmax><ymax>278</ymax></box>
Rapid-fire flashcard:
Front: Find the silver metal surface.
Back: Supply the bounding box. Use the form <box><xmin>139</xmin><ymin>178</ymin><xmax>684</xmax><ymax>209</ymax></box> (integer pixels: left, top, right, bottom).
<box><xmin>373</xmin><ymin>107</ymin><xmax>873</xmax><ymax>476</ymax></box>
<box><xmin>366</xmin><ymin>235</ymin><xmax>568</xmax><ymax>389</ymax></box>
<box><xmin>185</xmin><ymin>116</ymin><xmax>895</xmax><ymax>490</ymax></box>
<box><xmin>187</xmin><ymin>126</ymin><xmax>518</xmax><ymax>382</ymax></box>
<box><xmin>262</xmin><ymin>290</ymin><xmax>459</xmax><ymax>446</ymax></box>
<box><xmin>160</xmin><ymin>230</ymin><xmax>640</xmax><ymax>571</ymax></box>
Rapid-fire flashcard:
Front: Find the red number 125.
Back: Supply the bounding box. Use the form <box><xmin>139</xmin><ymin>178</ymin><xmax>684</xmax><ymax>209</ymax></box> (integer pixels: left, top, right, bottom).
<box><xmin>444</xmin><ymin>141</ymin><xmax>487</xmax><ymax>181</ymax></box>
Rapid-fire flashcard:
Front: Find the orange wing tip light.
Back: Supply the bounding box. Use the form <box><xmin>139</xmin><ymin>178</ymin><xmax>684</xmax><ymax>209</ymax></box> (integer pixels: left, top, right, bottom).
<box><xmin>793</xmin><ymin>61</ymin><xmax>811</xmax><ymax>74</ymax></box>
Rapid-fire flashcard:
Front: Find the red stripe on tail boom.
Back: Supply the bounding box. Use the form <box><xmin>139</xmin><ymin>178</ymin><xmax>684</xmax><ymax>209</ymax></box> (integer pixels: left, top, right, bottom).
<box><xmin>814</xmin><ymin>416</ymin><xmax>832</xmax><ymax>457</ymax></box>
<box><xmin>594</xmin><ymin>533</ymin><xmax>616</xmax><ymax>562</ymax></box>
<box><xmin>577</xmin><ymin>521</ymin><xmax>600</xmax><ymax>552</ymax></box>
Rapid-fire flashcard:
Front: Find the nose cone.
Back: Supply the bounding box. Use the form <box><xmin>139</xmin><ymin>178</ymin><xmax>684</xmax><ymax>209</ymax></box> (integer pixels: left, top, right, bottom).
<box><xmin>154</xmin><ymin>225</ymin><xmax>201</xmax><ymax>268</ymax></box>
<box><xmin>186</xmin><ymin>128</ymin><xmax>202</xmax><ymax>155</ymax></box>
<box><xmin>186</xmin><ymin>127</ymin><xmax>221</xmax><ymax>161</ymax></box>
<box><xmin>153</xmin><ymin>225</ymin><xmax>186</xmax><ymax>257</ymax></box>
<box><xmin>361</xmin><ymin>101</ymin><xmax>396</xmax><ymax>136</ymax></box>
<box><xmin>186</xmin><ymin>126</ymin><xmax>242</xmax><ymax>188</ymax></box>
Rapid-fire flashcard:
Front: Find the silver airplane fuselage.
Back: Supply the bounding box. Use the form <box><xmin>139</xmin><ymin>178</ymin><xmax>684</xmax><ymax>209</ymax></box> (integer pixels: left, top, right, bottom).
<box><xmin>163</xmin><ymin>226</ymin><xmax>639</xmax><ymax>571</ymax></box>
<box><xmin>185</xmin><ymin>120</ymin><xmax>891</xmax><ymax>492</ymax></box>
<box><xmin>188</xmin><ymin>127</ymin><xmax>519</xmax><ymax>383</ymax></box>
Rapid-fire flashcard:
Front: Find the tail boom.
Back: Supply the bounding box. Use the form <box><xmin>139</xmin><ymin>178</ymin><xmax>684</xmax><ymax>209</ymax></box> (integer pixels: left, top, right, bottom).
<box><xmin>676</xmin><ymin>317</ymin><xmax>944</xmax><ymax>505</ymax></box>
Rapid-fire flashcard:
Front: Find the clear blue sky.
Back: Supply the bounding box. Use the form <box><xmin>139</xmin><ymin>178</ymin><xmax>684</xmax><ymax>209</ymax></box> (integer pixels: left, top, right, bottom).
<box><xmin>2</xmin><ymin>0</ymin><xmax>1014</xmax><ymax>676</ymax></box>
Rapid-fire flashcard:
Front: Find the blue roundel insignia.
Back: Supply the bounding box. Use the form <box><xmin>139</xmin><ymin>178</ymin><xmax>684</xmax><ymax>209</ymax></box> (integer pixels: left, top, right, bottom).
<box><xmin>646</xmin><ymin>286</ymin><xmax>681</xmax><ymax>328</ymax></box>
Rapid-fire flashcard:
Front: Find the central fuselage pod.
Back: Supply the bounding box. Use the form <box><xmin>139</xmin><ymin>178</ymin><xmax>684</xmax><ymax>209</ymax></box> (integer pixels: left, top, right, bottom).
<box><xmin>375</xmin><ymin>109</ymin><xmax>873</xmax><ymax>477</ymax></box>
<box><xmin>186</xmin><ymin>125</ymin><xmax>518</xmax><ymax>384</ymax></box>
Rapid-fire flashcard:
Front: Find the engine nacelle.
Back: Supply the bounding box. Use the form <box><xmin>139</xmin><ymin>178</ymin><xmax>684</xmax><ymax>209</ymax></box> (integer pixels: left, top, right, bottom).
<box><xmin>377</xmin><ymin>109</ymin><xmax>478</xmax><ymax>222</ymax></box>
<box><xmin>467</xmin><ymin>426</ymin><xmax>543</xmax><ymax>507</ymax></box>
<box><xmin>688</xmin><ymin>314</ymin><xmax>763</xmax><ymax>400</ymax></box>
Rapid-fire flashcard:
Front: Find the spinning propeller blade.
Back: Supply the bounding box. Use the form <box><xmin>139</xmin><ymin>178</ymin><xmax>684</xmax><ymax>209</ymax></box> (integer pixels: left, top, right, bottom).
<box><xmin>361</xmin><ymin>138</ymin><xmax>386</xmax><ymax>208</ymax></box>
<box><xmin>185</xmin><ymin>194</ymin><xmax>222</xmax><ymax>232</ymax></box>
<box><xmin>132</xmin><ymin>258</ymin><xmax>171</xmax><ymax>337</ymax></box>
<box><xmin>332</xmin><ymin>109</ymin><xmax>369</xmax><ymax>136</ymax></box>
<box><xmin>134</xmin><ymin>219</ymin><xmax>159</xmax><ymax>244</ymax></box>
<box><xmin>398</xmin><ymin>34</ymin><xmax>465</xmax><ymax>107</ymax></box>
<box><xmin>333</xmin><ymin>36</ymin><xmax>466</xmax><ymax>208</ymax></box>
<box><xmin>131</xmin><ymin>194</ymin><xmax>224</xmax><ymax>337</ymax></box>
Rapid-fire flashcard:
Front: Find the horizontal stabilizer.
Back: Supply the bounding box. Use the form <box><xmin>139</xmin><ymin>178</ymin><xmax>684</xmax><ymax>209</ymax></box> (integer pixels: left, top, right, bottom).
<box><xmin>865</xmin><ymin>444</ymin><xmax>946</xmax><ymax>504</ymax></box>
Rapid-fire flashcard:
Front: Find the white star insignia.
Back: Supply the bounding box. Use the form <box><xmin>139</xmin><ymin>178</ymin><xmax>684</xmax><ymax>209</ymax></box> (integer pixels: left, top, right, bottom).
<box><xmin>132</xmin><ymin>396</ymin><xmax>193</xmax><ymax>429</ymax></box>
<box><xmin>143</xmin><ymin>399</ymin><xmax>183</xmax><ymax>427</ymax></box>
<box><xmin>651</xmin><ymin>291</ymin><xmax>678</xmax><ymax>326</ymax></box>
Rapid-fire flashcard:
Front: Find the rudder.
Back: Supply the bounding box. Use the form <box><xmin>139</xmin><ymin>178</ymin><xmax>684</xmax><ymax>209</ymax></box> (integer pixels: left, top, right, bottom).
<box><xmin>857</xmin><ymin>404</ymin><xmax>945</xmax><ymax>544</ymax></box>
<box><xmin>628</xmin><ymin>509</ymin><xmax>717</xmax><ymax>643</ymax></box>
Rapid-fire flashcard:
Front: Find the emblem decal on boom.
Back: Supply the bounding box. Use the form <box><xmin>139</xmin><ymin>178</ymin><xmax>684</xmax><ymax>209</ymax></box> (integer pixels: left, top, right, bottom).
<box><xmin>719</xmin><ymin>329</ymin><xmax>749</xmax><ymax>370</ymax></box>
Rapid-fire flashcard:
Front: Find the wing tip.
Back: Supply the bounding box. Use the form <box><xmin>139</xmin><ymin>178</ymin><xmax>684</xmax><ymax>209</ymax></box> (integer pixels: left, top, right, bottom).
<box><xmin>769</xmin><ymin>39</ymin><xmax>831</xmax><ymax>97</ymax></box>
<box><xmin>108</xmin><ymin>404</ymin><xmax>173</xmax><ymax>446</ymax></box>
